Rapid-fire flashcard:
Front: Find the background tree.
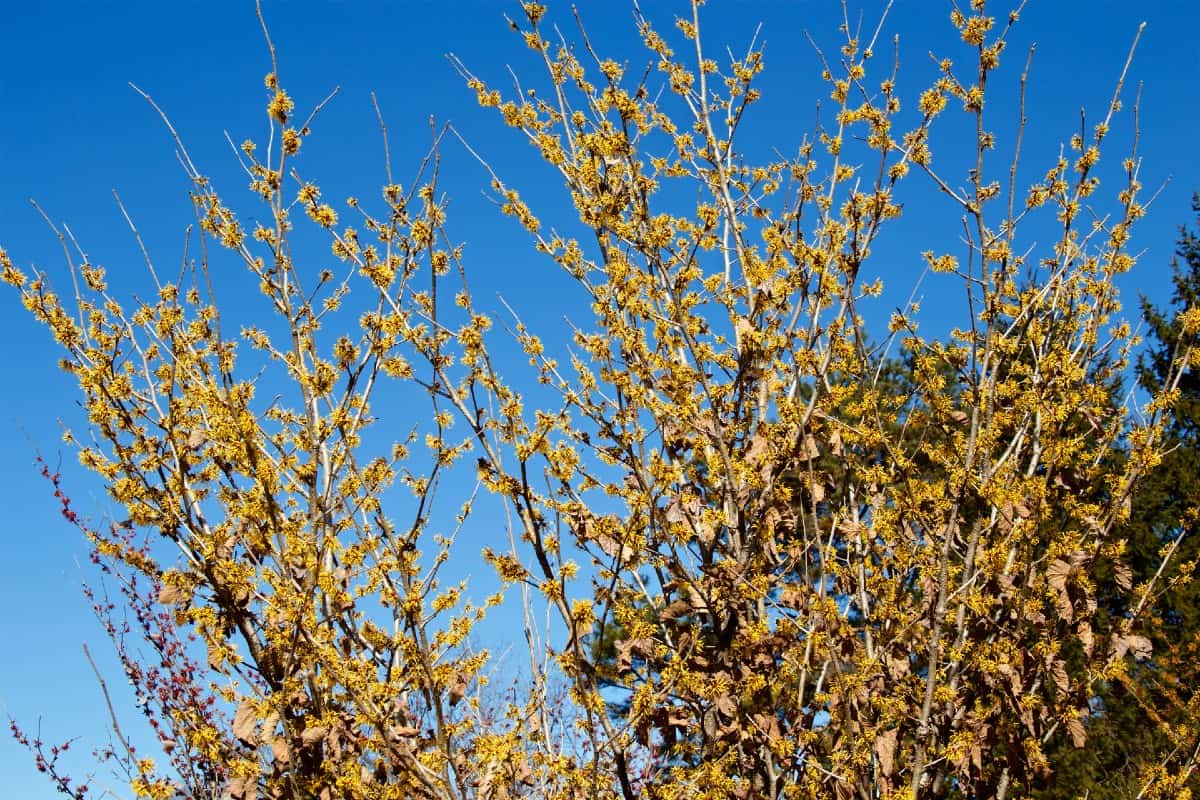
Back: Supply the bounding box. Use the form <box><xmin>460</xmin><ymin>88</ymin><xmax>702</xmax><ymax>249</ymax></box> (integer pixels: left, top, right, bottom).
<box><xmin>4</xmin><ymin>2</ymin><xmax>1197</xmax><ymax>800</ymax></box>
<box><xmin>1040</xmin><ymin>195</ymin><xmax>1200</xmax><ymax>799</ymax></box>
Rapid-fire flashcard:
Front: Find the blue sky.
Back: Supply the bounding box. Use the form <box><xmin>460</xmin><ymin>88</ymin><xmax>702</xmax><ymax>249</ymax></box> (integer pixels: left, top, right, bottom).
<box><xmin>2</xmin><ymin>1</ymin><xmax>1198</xmax><ymax>797</ymax></box>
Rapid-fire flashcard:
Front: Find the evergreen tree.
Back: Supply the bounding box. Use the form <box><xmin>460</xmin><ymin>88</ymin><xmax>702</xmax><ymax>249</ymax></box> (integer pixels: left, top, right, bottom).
<box><xmin>1041</xmin><ymin>195</ymin><xmax>1200</xmax><ymax>799</ymax></box>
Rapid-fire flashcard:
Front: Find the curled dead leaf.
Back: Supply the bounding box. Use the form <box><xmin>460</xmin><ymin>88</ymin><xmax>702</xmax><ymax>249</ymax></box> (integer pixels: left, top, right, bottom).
<box><xmin>701</xmin><ymin>706</ymin><xmax>719</xmax><ymax>738</ymax></box>
<box><xmin>874</xmin><ymin>727</ymin><xmax>899</xmax><ymax>777</ymax></box>
<box><xmin>779</xmin><ymin>585</ymin><xmax>807</xmax><ymax>609</ymax></box>
<box><xmin>997</xmin><ymin>501</ymin><xmax>1032</xmax><ymax>533</ymax></box>
<box><xmin>595</xmin><ymin>534</ymin><xmax>626</xmax><ymax>560</ymax></box>
<box><xmin>207</xmin><ymin>641</ymin><xmax>225</xmax><ymax>671</ymax></box>
<box><xmin>837</xmin><ymin>518</ymin><xmax>865</xmax><ymax>536</ymax></box>
<box><xmin>232</xmin><ymin>700</ymin><xmax>258</xmax><ymax>746</ymax></box>
<box><xmin>222</xmin><ymin>774</ymin><xmax>254</xmax><ymax>800</ymax></box>
<box><xmin>665</xmin><ymin>496</ymin><xmax>686</xmax><ymax>525</ymax></box>
<box><xmin>1047</xmin><ymin>558</ymin><xmax>1076</xmax><ymax>621</ymax></box>
<box><xmin>1077</xmin><ymin>621</ymin><xmax>1095</xmax><ymax>656</ymax></box>
<box><xmin>448</xmin><ymin>672</ymin><xmax>469</xmax><ymax>706</ymax></box>
<box><xmin>389</xmin><ymin>724</ymin><xmax>421</xmax><ymax>739</ymax></box>
<box><xmin>1066</xmin><ymin>715</ymin><xmax>1087</xmax><ymax>749</ymax></box>
<box><xmin>714</xmin><ymin>692</ymin><xmax>737</xmax><ymax>719</ymax></box>
<box><xmin>799</xmin><ymin>433</ymin><xmax>820</xmax><ymax>460</ymax></box>
<box><xmin>659</xmin><ymin>598</ymin><xmax>692</xmax><ymax>620</ymax></box>
<box><xmin>615</xmin><ymin>637</ymin><xmax>653</xmax><ymax>673</ymax></box>
<box><xmin>1118</xmin><ymin>634</ymin><xmax>1153</xmax><ymax>662</ymax></box>
<box><xmin>1050</xmin><ymin>659</ymin><xmax>1069</xmax><ymax>695</ymax></box>
<box><xmin>300</xmin><ymin>725</ymin><xmax>328</xmax><ymax>746</ymax></box>
<box><xmin>157</xmin><ymin>581</ymin><xmax>188</xmax><ymax>606</ymax></box>
<box><xmin>1113</xmin><ymin>563</ymin><xmax>1133</xmax><ymax>592</ymax></box>
<box><xmin>745</xmin><ymin>432</ymin><xmax>769</xmax><ymax>466</ymax></box>
<box><xmin>752</xmin><ymin>712</ymin><xmax>782</xmax><ymax>744</ymax></box>
<box><xmin>1047</xmin><ymin>558</ymin><xmax>1073</xmax><ymax>592</ymax></box>
<box><xmin>886</xmin><ymin>652</ymin><xmax>910</xmax><ymax>678</ymax></box>
<box><xmin>763</xmin><ymin>505</ymin><xmax>782</xmax><ymax>536</ymax></box>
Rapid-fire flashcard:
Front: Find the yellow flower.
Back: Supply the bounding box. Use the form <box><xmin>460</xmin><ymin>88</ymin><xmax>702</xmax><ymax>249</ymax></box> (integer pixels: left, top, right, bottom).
<box><xmin>919</xmin><ymin>88</ymin><xmax>947</xmax><ymax>116</ymax></box>
<box><xmin>267</xmin><ymin>89</ymin><xmax>294</xmax><ymax>123</ymax></box>
<box><xmin>281</xmin><ymin>127</ymin><xmax>301</xmax><ymax>155</ymax></box>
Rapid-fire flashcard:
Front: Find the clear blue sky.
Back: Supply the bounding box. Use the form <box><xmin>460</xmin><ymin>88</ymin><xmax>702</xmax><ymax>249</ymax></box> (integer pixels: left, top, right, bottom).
<box><xmin>2</xmin><ymin>2</ymin><xmax>1197</xmax><ymax>797</ymax></box>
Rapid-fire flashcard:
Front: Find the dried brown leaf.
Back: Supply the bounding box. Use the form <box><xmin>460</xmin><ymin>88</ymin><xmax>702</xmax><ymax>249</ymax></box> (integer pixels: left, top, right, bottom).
<box><xmin>799</xmin><ymin>433</ymin><xmax>820</xmax><ymax>460</ymax></box>
<box><xmin>157</xmin><ymin>582</ymin><xmax>187</xmax><ymax>606</ymax></box>
<box><xmin>207</xmin><ymin>641</ymin><xmax>224</xmax><ymax>671</ymax></box>
<box><xmin>660</xmin><ymin>598</ymin><xmax>692</xmax><ymax>620</ymax></box>
<box><xmin>714</xmin><ymin>692</ymin><xmax>737</xmax><ymax>719</ymax></box>
<box><xmin>1077</xmin><ymin>621</ymin><xmax>1095</xmax><ymax>656</ymax></box>
<box><xmin>1125</xmin><ymin>634</ymin><xmax>1153</xmax><ymax>661</ymax></box>
<box><xmin>270</xmin><ymin>737</ymin><xmax>290</xmax><ymax>765</ymax></box>
<box><xmin>997</xmin><ymin>501</ymin><xmax>1031</xmax><ymax>533</ymax></box>
<box><xmin>752</xmin><ymin>712</ymin><xmax>782</xmax><ymax>743</ymax></box>
<box><xmin>1050</xmin><ymin>659</ymin><xmax>1069</xmax><ymax>694</ymax></box>
<box><xmin>448</xmin><ymin>672</ymin><xmax>469</xmax><ymax>706</ymax></box>
<box><xmin>886</xmin><ymin>653</ymin><xmax>910</xmax><ymax>678</ymax></box>
<box><xmin>746</xmin><ymin>432</ymin><xmax>769</xmax><ymax>465</ymax></box>
<box><xmin>1113</xmin><ymin>563</ymin><xmax>1133</xmax><ymax>592</ymax></box>
<box><xmin>616</xmin><ymin>637</ymin><xmax>652</xmax><ymax>673</ymax></box>
<box><xmin>1048</xmin><ymin>558</ymin><xmax>1076</xmax><ymax>621</ymax></box>
<box><xmin>779</xmin><ymin>586</ymin><xmax>807</xmax><ymax>608</ymax></box>
<box><xmin>701</xmin><ymin>706</ymin><xmax>719</xmax><ymax>739</ymax></box>
<box><xmin>1066</xmin><ymin>715</ymin><xmax>1087</xmax><ymax>748</ymax></box>
<box><xmin>595</xmin><ymin>533</ymin><xmax>625</xmax><ymax>559</ymax></box>
<box><xmin>300</xmin><ymin>725</ymin><xmax>328</xmax><ymax>746</ymax></box>
<box><xmin>232</xmin><ymin>700</ymin><xmax>258</xmax><ymax>745</ymax></box>
<box><xmin>665</xmin><ymin>496</ymin><xmax>687</xmax><ymax>525</ymax></box>
<box><xmin>223</xmin><ymin>774</ymin><xmax>254</xmax><ymax>800</ymax></box>
<box><xmin>389</xmin><ymin>724</ymin><xmax>421</xmax><ymax>738</ymax></box>
<box><xmin>1047</xmin><ymin>558</ymin><xmax>1074</xmax><ymax>592</ymax></box>
<box><xmin>874</xmin><ymin>727</ymin><xmax>899</xmax><ymax>777</ymax></box>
